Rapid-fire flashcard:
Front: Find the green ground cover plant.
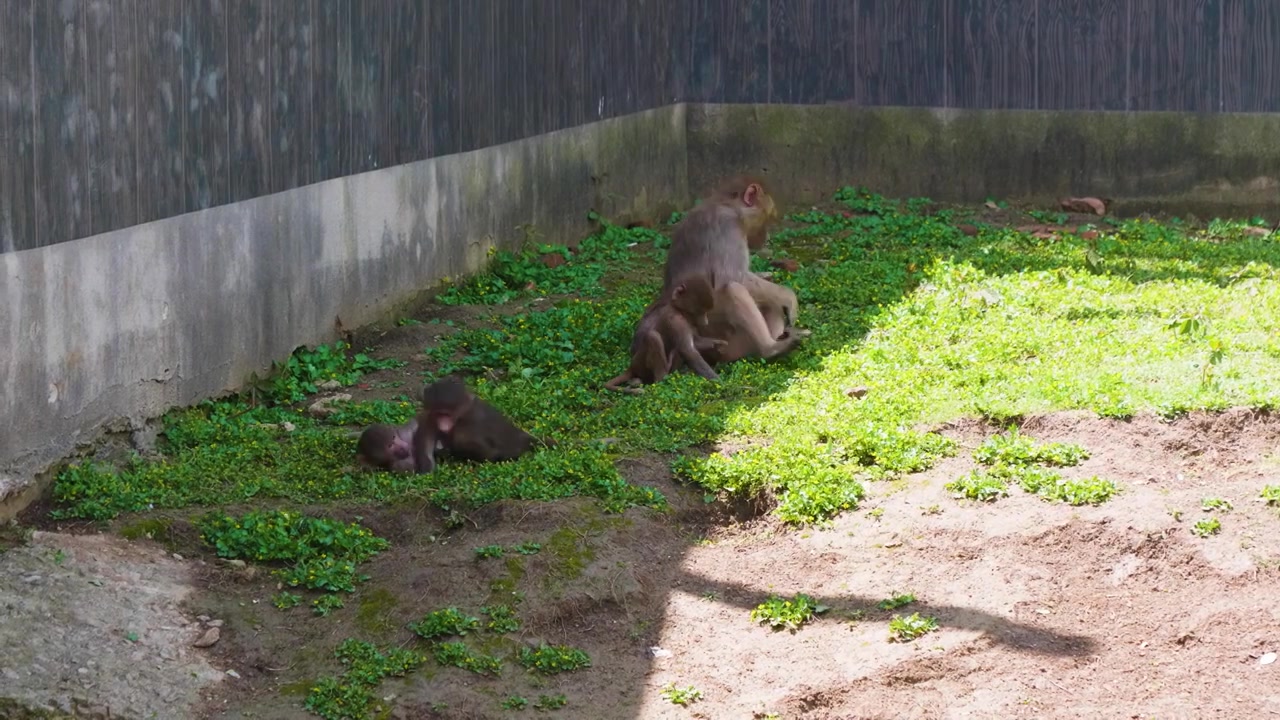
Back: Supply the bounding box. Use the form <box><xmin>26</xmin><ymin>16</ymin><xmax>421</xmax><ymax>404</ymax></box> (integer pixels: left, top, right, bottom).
<box><xmin>305</xmin><ymin>639</ymin><xmax>427</xmax><ymax>720</ymax></box>
<box><xmin>45</xmin><ymin>186</ymin><xmax>1280</xmax><ymax>526</ymax></box>
<box><xmin>198</xmin><ymin>510</ymin><xmax>389</xmax><ymax>596</ymax></box>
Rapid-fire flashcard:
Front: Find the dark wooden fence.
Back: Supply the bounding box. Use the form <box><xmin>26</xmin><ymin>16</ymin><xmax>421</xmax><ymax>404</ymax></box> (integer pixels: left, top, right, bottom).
<box><xmin>0</xmin><ymin>0</ymin><xmax>1272</xmax><ymax>253</ymax></box>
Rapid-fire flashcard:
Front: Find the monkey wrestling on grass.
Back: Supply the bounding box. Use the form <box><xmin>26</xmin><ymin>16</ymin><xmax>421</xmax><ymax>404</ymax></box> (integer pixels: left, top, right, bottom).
<box><xmin>356</xmin><ymin>376</ymin><xmax>550</xmax><ymax>474</ymax></box>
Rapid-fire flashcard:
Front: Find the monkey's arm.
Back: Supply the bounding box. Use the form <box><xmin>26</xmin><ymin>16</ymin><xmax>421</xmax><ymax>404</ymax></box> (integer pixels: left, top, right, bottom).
<box><xmin>675</xmin><ymin>333</ymin><xmax>720</xmax><ymax>381</ymax></box>
<box><xmin>411</xmin><ymin>418</ymin><xmax>439</xmax><ymax>474</ymax></box>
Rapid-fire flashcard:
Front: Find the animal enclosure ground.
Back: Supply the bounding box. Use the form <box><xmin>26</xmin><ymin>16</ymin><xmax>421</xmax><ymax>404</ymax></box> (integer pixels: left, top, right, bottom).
<box><xmin>8</xmin><ymin>189</ymin><xmax>1280</xmax><ymax>719</ymax></box>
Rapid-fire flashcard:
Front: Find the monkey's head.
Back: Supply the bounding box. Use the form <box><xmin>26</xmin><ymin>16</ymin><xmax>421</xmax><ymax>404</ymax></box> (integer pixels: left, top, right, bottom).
<box><xmin>671</xmin><ymin>273</ymin><xmax>716</xmax><ymax>318</ymax></box>
<box><xmin>356</xmin><ymin>424</ymin><xmax>407</xmax><ymax>467</ymax></box>
<box><xmin>422</xmin><ymin>376</ymin><xmax>475</xmax><ymax>433</ymax></box>
<box><xmin>714</xmin><ymin>175</ymin><xmax>778</xmax><ymax>248</ymax></box>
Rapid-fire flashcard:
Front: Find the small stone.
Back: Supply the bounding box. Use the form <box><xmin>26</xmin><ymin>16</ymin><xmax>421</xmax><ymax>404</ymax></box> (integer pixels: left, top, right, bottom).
<box><xmin>957</xmin><ymin>223</ymin><xmax>979</xmax><ymax>236</ymax></box>
<box><xmin>77</xmin><ymin>667</ymin><xmax>89</xmax><ymax>675</ymax></box>
<box><xmin>193</xmin><ymin>627</ymin><xmax>221</xmax><ymax>648</ymax></box>
<box><xmin>3</xmin><ymin>669</ymin><xmax>20</xmax><ymax>681</ymax></box>
<box><xmin>1242</xmin><ymin>226</ymin><xmax>1272</xmax><ymax>238</ymax></box>
<box><xmin>308</xmin><ymin>394</ymin><xmax>352</xmax><ymax>418</ymax></box>
<box><xmin>1261</xmin><ymin>652</ymin><xmax>1277</xmax><ymax>665</ymax></box>
<box><xmin>225</xmin><ymin>669</ymin><xmax>241</xmax><ymax>679</ymax></box>
<box><xmin>227</xmin><ymin>559</ymin><xmax>246</xmax><ymax>569</ymax></box>
<box><xmin>317</xmin><ymin>380</ymin><xmax>342</xmax><ymax>391</ymax></box>
<box><xmin>647</xmin><ymin>647</ymin><xmax>672</xmax><ymax>659</ymax></box>
<box><xmin>197</xmin><ymin>615</ymin><xmax>211</xmax><ymax>622</ymax></box>
<box><xmin>21</xmin><ymin>574</ymin><xmax>41</xmax><ymax>583</ymax></box>
<box><xmin>1080</xmin><ymin>230</ymin><xmax>1099</xmax><ymax>240</ymax></box>
<box><xmin>539</xmin><ymin>252</ymin><xmax>566</xmax><ymax>269</ymax></box>
<box><xmin>281</xmin><ymin>422</ymin><xmax>296</xmax><ymax>432</ymax></box>
<box><xmin>207</xmin><ymin>619</ymin><xmax>224</xmax><ymax>628</ymax></box>
<box><xmin>172</xmin><ymin>553</ymin><xmax>184</xmax><ymax>561</ymax></box>
<box><xmin>845</xmin><ymin>386</ymin><xmax>869</xmax><ymax>399</ymax></box>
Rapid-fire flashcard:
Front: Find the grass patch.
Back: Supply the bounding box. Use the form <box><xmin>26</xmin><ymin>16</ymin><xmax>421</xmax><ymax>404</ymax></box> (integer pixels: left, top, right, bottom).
<box><xmin>408</xmin><ymin>608</ymin><xmax>482</xmax><ymax>640</ymax></box>
<box><xmin>46</xmin><ymin>187</ymin><xmax>1280</xmax><ymax>526</ymax></box>
<box><xmin>951</xmin><ymin>429</ymin><xmax>1116</xmax><ymax>506</ymax></box>
<box><xmin>660</xmin><ymin>683</ymin><xmax>703</xmax><ymax>707</ymax></box>
<box><xmin>198</xmin><ymin>510</ymin><xmax>388</xmax><ymax>598</ymax></box>
<box><xmin>750</xmin><ymin>593</ymin><xmax>828</xmax><ymax>632</ymax></box>
<box><xmin>517</xmin><ymin>644</ymin><xmax>592</xmax><ymax>675</ymax></box>
<box><xmin>888</xmin><ymin>612</ymin><xmax>940</xmax><ymax>643</ymax></box>
<box><xmin>305</xmin><ymin>639</ymin><xmax>427</xmax><ymax>720</ymax></box>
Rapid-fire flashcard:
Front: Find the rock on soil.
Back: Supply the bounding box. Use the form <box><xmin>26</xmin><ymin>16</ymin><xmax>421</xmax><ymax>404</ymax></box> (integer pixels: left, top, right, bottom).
<box><xmin>0</xmin><ymin>531</ymin><xmax>225</xmax><ymax>718</ymax></box>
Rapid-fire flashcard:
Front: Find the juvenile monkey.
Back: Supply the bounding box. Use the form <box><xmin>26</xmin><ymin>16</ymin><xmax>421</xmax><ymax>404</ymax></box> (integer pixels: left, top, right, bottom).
<box><xmin>664</xmin><ymin>176</ymin><xmax>804</xmax><ymax>361</ymax></box>
<box><xmin>355</xmin><ymin>420</ymin><xmax>421</xmax><ymax>472</ymax></box>
<box><xmin>604</xmin><ymin>273</ymin><xmax>727</xmax><ymax>394</ymax></box>
<box><xmin>412</xmin><ymin>375</ymin><xmax>543</xmax><ymax>473</ymax></box>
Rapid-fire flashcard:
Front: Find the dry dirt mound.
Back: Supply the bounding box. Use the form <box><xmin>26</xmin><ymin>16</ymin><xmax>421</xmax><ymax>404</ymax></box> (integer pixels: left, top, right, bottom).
<box><xmin>0</xmin><ymin>531</ymin><xmax>225</xmax><ymax>719</ymax></box>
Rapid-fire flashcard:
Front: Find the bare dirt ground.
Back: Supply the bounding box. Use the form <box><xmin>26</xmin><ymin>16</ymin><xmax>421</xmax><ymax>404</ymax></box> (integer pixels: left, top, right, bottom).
<box><xmin>7</xmin><ymin>409</ymin><xmax>1280</xmax><ymax>719</ymax></box>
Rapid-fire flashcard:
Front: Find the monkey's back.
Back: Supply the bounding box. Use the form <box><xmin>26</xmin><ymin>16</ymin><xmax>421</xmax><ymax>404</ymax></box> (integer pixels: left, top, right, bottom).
<box><xmin>663</xmin><ymin>205</ymin><xmax>752</xmax><ymax>289</ymax></box>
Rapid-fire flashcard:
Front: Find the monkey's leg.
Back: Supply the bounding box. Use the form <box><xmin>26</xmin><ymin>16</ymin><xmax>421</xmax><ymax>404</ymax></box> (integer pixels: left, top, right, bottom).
<box><xmin>719</xmin><ymin>282</ymin><xmax>803</xmax><ymax>360</ymax></box>
<box><xmin>742</xmin><ymin>275</ymin><xmax>798</xmax><ymax>337</ymax></box>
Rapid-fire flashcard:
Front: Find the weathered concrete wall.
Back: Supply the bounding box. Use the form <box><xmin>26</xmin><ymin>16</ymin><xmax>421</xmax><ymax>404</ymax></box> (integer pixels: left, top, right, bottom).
<box><xmin>0</xmin><ymin>105</ymin><xmax>689</xmax><ymax>512</ymax></box>
<box><xmin>687</xmin><ymin>104</ymin><xmax>1280</xmax><ymax>218</ymax></box>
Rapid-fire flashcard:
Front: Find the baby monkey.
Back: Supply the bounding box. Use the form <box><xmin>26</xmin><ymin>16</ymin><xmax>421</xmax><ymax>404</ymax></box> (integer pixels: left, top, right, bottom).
<box><xmin>413</xmin><ymin>375</ymin><xmax>545</xmax><ymax>473</ymax></box>
<box><xmin>355</xmin><ymin>419</ymin><xmax>420</xmax><ymax>472</ymax></box>
<box><xmin>604</xmin><ymin>273</ymin><xmax>726</xmax><ymax>394</ymax></box>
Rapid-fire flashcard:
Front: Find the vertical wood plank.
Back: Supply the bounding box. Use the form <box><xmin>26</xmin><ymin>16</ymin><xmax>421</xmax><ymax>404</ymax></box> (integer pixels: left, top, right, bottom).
<box><xmin>32</xmin><ymin>0</ymin><xmax>93</xmax><ymax>244</ymax></box>
<box><xmin>1129</xmin><ymin>0</ymin><xmax>1219</xmax><ymax>112</ymax></box>
<box><xmin>183</xmin><ymin>0</ymin><xmax>230</xmax><ymax>210</ymax></box>
<box><xmin>523</xmin><ymin>1</ymin><xmax>558</xmax><ymax>139</ymax></box>
<box><xmin>83</xmin><ymin>0</ymin><xmax>140</xmax><ymax>237</ymax></box>
<box><xmin>581</xmin><ymin>0</ymin><xmax>638</xmax><ymax>122</ymax></box>
<box><xmin>456</xmin><ymin>0</ymin><xmax>496</xmax><ymax>153</ymax></box>
<box><xmin>769</xmin><ymin>0</ymin><xmax>824</xmax><ymax>104</ymax></box>
<box><xmin>0</xmin><ymin>0</ymin><xmax>37</xmax><ymax>251</ymax></box>
<box><xmin>313</xmin><ymin>0</ymin><xmax>351</xmax><ymax>181</ymax></box>
<box><xmin>134</xmin><ymin>0</ymin><xmax>188</xmax><ymax>225</ymax></box>
<box><xmin>269</xmin><ymin>0</ymin><xmax>314</xmax><ymax>191</ymax></box>
<box><xmin>655</xmin><ymin>0</ymin><xmax>693</xmax><ymax>104</ymax></box>
<box><xmin>944</xmin><ymin>0</ymin><xmax>1038</xmax><ymax>109</ymax></box>
<box><xmin>1037</xmin><ymin>0</ymin><xmax>1128</xmax><ymax>111</ymax></box>
<box><xmin>628</xmin><ymin>0</ymin><xmax>676</xmax><ymax>107</ymax></box>
<box><xmin>492</xmin><ymin>0</ymin><xmax>527</xmax><ymax>145</ymax></box>
<box><xmin>225</xmin><ymin>0</ymin><xmax>271</xmax><ymax>204</ymax></box>
<box><xmin>348</xmin><ymin>1</ymin><xmax>382</xmax><ymax>172</ymax></box>
<box><xmin>422</xmin><ymin>0</ymin><xmax>459</xmax><ymax>158</ymax></box>
<box><xmin>687</xmin><ymin>0</ymin><xmax>769</xmax><ymax>103</ymax></box>
<box><xmin>382</xmin><ymin>0</ymin><xmax>424</xmax><ymax>165</ymax></box>
<box><xmin>554</xmin><ymin>0</ymin><xmax>588</xmax><ymax>133</ymax></box>
<box><xmin>1222</xmin><ymin>0</ymin><xmax>1280</xmax><ymax>112</ymax></box>
<box><xmin>854</xmin><ymin>0</ymin><xmax>945</xmax><ymax>107</ymax></box>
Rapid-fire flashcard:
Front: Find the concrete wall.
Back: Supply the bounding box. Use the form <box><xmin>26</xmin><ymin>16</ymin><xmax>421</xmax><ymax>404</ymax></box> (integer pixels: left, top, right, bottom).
<box><xmin>688</xmin><ymin>104</ymin><xmax>1280</xmax><ymax>218</ymax></box>
<box><xmin>0</xmin><ymin>105</ymin><xmax>689</xmax><ymax>513</ymax></box>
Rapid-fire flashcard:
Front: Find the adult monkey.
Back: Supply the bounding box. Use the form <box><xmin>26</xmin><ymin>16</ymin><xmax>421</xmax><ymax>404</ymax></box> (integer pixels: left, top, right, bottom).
<box><xmin>662</xmin><ymin>175</ymin><xmax>804</xmax><ymax>362</ymax></box>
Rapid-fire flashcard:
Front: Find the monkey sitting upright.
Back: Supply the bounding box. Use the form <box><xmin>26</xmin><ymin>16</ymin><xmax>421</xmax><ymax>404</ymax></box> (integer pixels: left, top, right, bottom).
<box><xmin>661</xmin><ymin>175</ymin><xmax>805</xmax><ymax>364</ymax></box>
<box><xmin>604</xmin><ymin>273</ymin><xmax>727</xmax><ymax>394</ymax></box>
<box><xmin>412</xmin><ymin>375</ymin><xmax>547</xmax><ymax>474</ymax></box>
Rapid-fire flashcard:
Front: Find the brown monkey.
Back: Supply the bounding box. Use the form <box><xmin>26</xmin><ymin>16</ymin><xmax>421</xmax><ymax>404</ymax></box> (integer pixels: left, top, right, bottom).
<box><xmin>604</xmin><ymin>274</ymin><xmax>727</xmax><ymax>394</ymax></box>
<box><xmin>412</xmin><ymin>375</ymin><xmax>542</xmax><ymax>473</ymax></box>
<box><xmin>664</xmin><ymin>176</ymin><xmax>804</xmax><ymax>361</ymax></box>
<box><xmin>355</xmin><ymin>420</ymin><xmax>421</xmax><ymax>472</ymax></box>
